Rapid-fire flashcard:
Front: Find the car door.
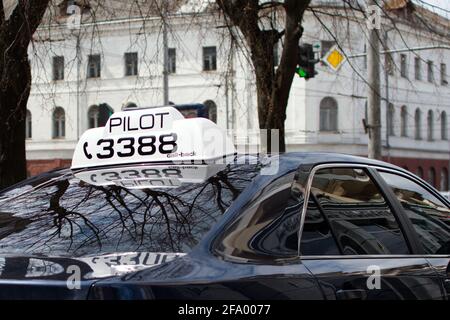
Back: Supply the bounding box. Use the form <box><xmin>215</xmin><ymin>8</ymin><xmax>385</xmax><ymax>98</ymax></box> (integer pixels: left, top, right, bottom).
<box><xmin>376</xmin><ymin>169</ymin><xmax>450</xmax><ymax>299</ymax></box>
<box><xmin>299</xmin><ymin>164</ymin><xmax>444</xmax><ymax>300</ymax></box>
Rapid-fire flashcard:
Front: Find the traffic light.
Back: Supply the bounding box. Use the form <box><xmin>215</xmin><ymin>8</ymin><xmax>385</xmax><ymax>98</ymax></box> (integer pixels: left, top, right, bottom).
<box><xmin>296</xmin><ymin>43</ymin><xmax>319</xmax><ymax>79</ymax></box>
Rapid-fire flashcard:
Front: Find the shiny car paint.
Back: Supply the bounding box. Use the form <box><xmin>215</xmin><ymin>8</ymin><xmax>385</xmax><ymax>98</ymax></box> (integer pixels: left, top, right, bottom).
<box><xmin>0</xmin><ymin>152</ymin><xmax>448</xmax><ymax>300</ymax></box>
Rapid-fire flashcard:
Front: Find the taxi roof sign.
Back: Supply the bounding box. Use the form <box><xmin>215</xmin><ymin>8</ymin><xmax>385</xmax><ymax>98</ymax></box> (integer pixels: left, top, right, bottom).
<box><xmin>71</xmin><ymin>106</ymin><xmax>236</xmax><ymax>170</ymax></box>
<box><xmin>323</xmin><ymin>45</ymin><xmax>346</xmax><ymax>71</ymax></box>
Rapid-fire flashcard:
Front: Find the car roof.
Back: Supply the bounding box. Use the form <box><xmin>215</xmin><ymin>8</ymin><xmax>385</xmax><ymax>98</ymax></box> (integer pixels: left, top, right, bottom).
<box><xmin>0</xmin><ymin>152</ymin><xmax>411</xmax><ymax>195</ymax></box>
<box><xmin>280</xmin><ymin>152</ymin><xmax>406</xmax><ymax>171</ymax></box>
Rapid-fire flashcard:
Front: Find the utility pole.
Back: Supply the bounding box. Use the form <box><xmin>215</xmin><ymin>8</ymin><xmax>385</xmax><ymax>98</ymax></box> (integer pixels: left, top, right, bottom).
<box><xmin>76</xmin><ymin>33</ymin><xmax>81</xmax><ymax>139</ymax></box>
<box><xmin>367</xmin><ymin>0</ymin><xmax>382</xmax><ymax>160</ymax></box>
<box><xmin>162</xmin><ymin>4</ymin><xmax>169</xmax><ymax>106</ymax></box>
<box><xmin>384</xmin><ymin>28</ymin><xmax>394</xmax><ymax>162</ymax></box>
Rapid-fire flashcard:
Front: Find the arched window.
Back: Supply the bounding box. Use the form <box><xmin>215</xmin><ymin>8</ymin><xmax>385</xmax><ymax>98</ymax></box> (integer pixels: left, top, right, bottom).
<box><xmin>417</xmin><ymin>166</ymin><xmax>424</xmax><ymax>179</ymax></box>
<box><xmin>442</xmin><ymin>111</ymin><xmax>448</xmax><ymax>140</ymax></box>
<box><xmin>53</xmin><ymin>107</ymin><xmax>65</xmax><ymax>139</ymax></box>
<box><xmin>123</xmin><ymin>102</ymin><xmax>138</xmax><ymax>110</ymax></box>
<box><xmin>204</xmin><ymin>100</ymin><xmax>217</xmax><ymax>123</ymax></box>
<box><xmin>26</xmin><ymin>109</ymin><xmax>32</xmax><ymax>139</ymax></box>
<box><xmin>88</xmin><ymin>104</ymin><xmax>113</xmax><ymax>128</ymax></box>
<box><xmin>441</xmin><ymin>168</ymin><xmax>449</xmax><ymax>191</ymax></box>
<box><xmin>428</xmin><ymin>167</ymin><xmax>436</xmax><ymax>187</ymax></box>
<box><xmin>388</xmin><ymin>103</ymin><xmax>395</xmax><ymax>136</ymax></box>
<box><xmin>414</xmin><ymin>108</ymin><xmax>421</xmax><ymax>140</ymax></box>
<box><xmin>320</xmin><ymin>97</ymin><xmax>338</xmax><ymax>132</ymax></box>
<box><xmin>427</xmin><ymin>110</ymin><xmax>433</xmax><ymax>141</ymax></box>
<box><xmin>400</xmin><ymin>105</ymin><xmax>407</xmax><ymax>137</ymax></box>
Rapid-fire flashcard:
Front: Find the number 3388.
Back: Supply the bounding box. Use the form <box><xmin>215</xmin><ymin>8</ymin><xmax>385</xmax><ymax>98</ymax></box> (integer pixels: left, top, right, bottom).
<box><xmin>83</xmin><ymin>133</ymin><xmax>178</xmax><ymax>160</ymax></box>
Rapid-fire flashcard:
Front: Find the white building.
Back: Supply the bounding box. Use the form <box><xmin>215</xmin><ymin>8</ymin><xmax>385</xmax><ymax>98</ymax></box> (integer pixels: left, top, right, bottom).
<box><xmin>26</xmin><ymin>0</ymin><xmax>449</xmax><ymax>190</ymax></box>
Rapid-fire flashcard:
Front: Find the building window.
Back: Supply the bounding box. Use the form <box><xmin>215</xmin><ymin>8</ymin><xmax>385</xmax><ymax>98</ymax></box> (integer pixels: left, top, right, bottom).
<box><xmin>25</xmin><ymin>110</ymin><xmax>32</xmax><ymax>139</ymax></box>
<box><xmin>203</xmin><ymin>46</ymin><xmax>217</xmax><ymax>71</ymax></box>
<box><xmin>273</xmin><ymin>43</ymin><xmax>280</xmax><ymax>67</ymax></box>
<box><xmin>400</xmin><ymin>54</ymin><xmax>408</xmax><ymax>78</ymax></box>
<box><xmin>441</xmin><ymin>63</ymin><xmax>447</xmax><ymax>86</ymax></box>
<box><xmin>414</xmin><ymin>108</ymin><xmax>421</xmax><ymax>140</ymax></box>
<box><xmin>441</xmin><ymin>168</ymin><xmax>449</xmax><ymax>191</ymax></box>
<box><xmin>53</xmin><ymin>107</ymin><xmax>65</xmax><ymax>139</ymax></box>
<box><xmin>386</xmin><ymin>52</ymin><xmax>394</xmax><ymax>76</ymax></box>
<box><xmin>319</xmin><ymin>97</ymin><xmax>338</xmax><ymax>132</ymax></box>
<box><xmin>204</xmin><ymin>100</ymin><xmax>217</xmax><ymax>123</ymax></box>
<box><xmin>417</xmin><ymin>166</ymin><xmax>424</xmax><ymax>179</ymax></box>
<box><xmin>88</xmin><ymin>54</ymin><xmax>101</xmax><ymax>78</ymax></box>
<box><xmin>53</xmin><ymin>56</ymin><xmax>64</xmax><ymax>81</ymax></box>
<box><xmin>363</xmin><ymin>44</ymin><xmax>367</xmax><ymax>70</ymax></box>
<box><xmin>400</xmin><ymin>105</ymin><xmax>408</xmax><ymax>137</ymax></box>
<box><xmin>88</xmin><ymin>104</ymin><xmax>113</xmax><ymax>128</ymax></box>
<box><xmin>388</xmin><ymin>103</ymin><xmax>395</xmax><ymax>136</ymax></box>
<box><xmin>414</xmin><ymin>57</ymin><xmax>421</xmax><ymax>81</ymax></box>
<box><xmin>427</xmin><ymin>110</ymin><xmax>434</xmax><ymax>141</ymax></box>
<box><xmin>427</xmin><ymin>60</ymin><xmax>434</xmax><ymax>83</ymax></box>
<box><xmin>125</xmin><ymin>52</ymin><xmax>138</xmax><ymax>76</ymax></box>
<box><xmin>428</xmin><ymin>167</ymin><xmax>436</xmax><ymax>188</ymax></box>
<box><xmin>441</xmin><ymin>111</ymin><xmax>448</xmax><ymax>140</ymax></box>
<box><xmin>168</xmin><ymin>48</ymin><xmax>176</xmax><ymax>74</ymax></box>
<box><xmin>124</xmin><ymin>102</ymin><xmax>138</xmax><ymax>110</ymax></box>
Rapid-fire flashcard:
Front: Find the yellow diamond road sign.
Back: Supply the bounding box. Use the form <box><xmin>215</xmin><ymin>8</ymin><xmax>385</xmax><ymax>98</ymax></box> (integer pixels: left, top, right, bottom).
<box><xmin>324</xmin><ymin>45</ymin><xmax>346</xmax><ymax>71</ymax></box>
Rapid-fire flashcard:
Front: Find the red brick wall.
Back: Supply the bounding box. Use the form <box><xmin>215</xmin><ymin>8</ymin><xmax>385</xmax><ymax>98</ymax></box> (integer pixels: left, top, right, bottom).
<box><xmin>26</xmin><ymin>156</ymin><xmax>449</xmax><ymax>191</ymax></box>
<box><xmin>383</xmin><ymin>156</ymin><xmax>449</xmax><ymax>191</ymax></box>
<box><xmin>27</xmin><ymin>159</ymin><xmax>72</xmax><ymax>177</ymax></box>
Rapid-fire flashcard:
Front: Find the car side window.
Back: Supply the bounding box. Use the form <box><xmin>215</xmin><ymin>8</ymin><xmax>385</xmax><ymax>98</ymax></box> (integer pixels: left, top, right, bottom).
<box><xmin>378</xmin><ymin>171</ymin><xmax>450</xmax><ymax>255</ymax></box>
<box><xmin>306</xmin><ymin>167</ymin><xmax>410</xmax><ymax>255</ymax></box>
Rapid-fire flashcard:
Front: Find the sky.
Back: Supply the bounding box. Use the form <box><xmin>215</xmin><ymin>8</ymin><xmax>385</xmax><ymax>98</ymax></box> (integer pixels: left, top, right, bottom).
<box><xmin>416</xmin><ymin>0</ymin><xmax>450</xmax><ymax>11</ymax></box>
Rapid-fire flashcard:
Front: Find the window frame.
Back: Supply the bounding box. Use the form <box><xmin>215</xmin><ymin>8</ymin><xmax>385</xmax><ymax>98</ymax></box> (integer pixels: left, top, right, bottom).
<box><xmin>202</xmin><ymin>46</ymin><xmax>217</xmax><ymax>72</ymax></box>
<box><xmin>168</xmin><ymin>48</ymin><xmax>176</xmax><ymax>74</ymax></box>
<box><xmin>427</xmin><ymin>60</ymin><xmax>434</xmax><ymax>83</ymax></box>
<box><xmin>319</xmin><ymin>97</ymin><xmax>338</xmax><ymax>132</ymax></box>
<box><xmin>124</xmin><ymin>52</ymin><xmax>138</xmax><ymax>77</ymax></box>
<box><xmin>87</xmin><ymin>54</ymin><xmax>101</xmax><ymax>78</ymax></box>
<box><xmin>414</xmin><ymin>57</ymin><xmax>421</xmax><ymax>81</ymax></box>
<box><xmin>298</xmin><ymin>163</ymin><xmax>433</xmax><ymax>260</ymax></box>
<box><xmin>52</xmin><ymin>107</ymin><xmax>66</xmax><ymax>139</ymax></box>
<box><xmin>400</xmin><ymin>53</ymin><xmax>408</xmax><ymax>78</ymax></box>
<box><xmin>52</xmin><ymin>56</ymin><xmax>65</xmax><ymax>81</ymax></box>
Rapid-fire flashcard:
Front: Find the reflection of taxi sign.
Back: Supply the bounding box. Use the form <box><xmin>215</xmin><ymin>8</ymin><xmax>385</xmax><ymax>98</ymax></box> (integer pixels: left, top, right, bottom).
<box><xmin>323</xmin><ymin>45</ymin><xmax>346</xmax><ymax>71</ymax></box>
<box><xmin>71</xmin><ymin>106</ymin><xmax>236</xmax><ymax>170</ymax></box>
<box><xmin>74</xmin><ymin>164</ymin><xmax>226</xmax><ymax>188</ymax></box>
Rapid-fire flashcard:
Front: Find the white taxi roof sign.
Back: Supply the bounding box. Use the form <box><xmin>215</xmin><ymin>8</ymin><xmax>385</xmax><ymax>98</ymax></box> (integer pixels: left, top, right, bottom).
<box><xmin>71</xmin><ymin>106</ymin><xmax>236</xmax><ymax>170</ymax></box>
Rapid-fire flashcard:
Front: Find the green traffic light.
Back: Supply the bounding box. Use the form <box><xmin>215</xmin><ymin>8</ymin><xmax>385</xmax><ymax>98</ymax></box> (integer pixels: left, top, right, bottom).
<box><xmin>296</xmin><ymin>66</ymin><xmax>307</xmax><ymax>78</ymax></box>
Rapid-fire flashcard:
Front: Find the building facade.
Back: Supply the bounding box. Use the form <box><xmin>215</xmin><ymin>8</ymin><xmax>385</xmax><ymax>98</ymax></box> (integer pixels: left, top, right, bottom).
<box><xmin>26</xmin><ymin>0</ymin><xmax>450</xmax><ymax>191</ymax></box>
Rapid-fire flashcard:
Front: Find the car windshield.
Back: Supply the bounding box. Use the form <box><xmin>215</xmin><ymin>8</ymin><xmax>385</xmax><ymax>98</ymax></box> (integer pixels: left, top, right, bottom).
<box><xmin>0</xmin><ymin>162</ymin><xmax>260</xmax><ymax>257</ymax></box>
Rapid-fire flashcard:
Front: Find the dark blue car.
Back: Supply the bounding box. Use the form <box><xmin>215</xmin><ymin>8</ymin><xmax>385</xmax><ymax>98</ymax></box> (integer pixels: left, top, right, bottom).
<box><xmin>0</xmin><ymin>106</ymin><xmax>448</xmax><ymax>300</ymax></box>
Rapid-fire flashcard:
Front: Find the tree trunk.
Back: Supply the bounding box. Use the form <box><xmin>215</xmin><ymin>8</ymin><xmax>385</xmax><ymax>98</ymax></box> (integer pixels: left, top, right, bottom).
<box><xmin>217</xmin><ymin>0</ymin><xmax>310</xmax><ymax>154</ymax></box>
<box><xmin>0</xmin><ymin>54</ymin><xmax>30</xmax><ymax>188</ymax></box>
<box><xmin>0</xmin><ymin>0</ymin><xmax>50</xmax><ymax>189</ymax></box>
